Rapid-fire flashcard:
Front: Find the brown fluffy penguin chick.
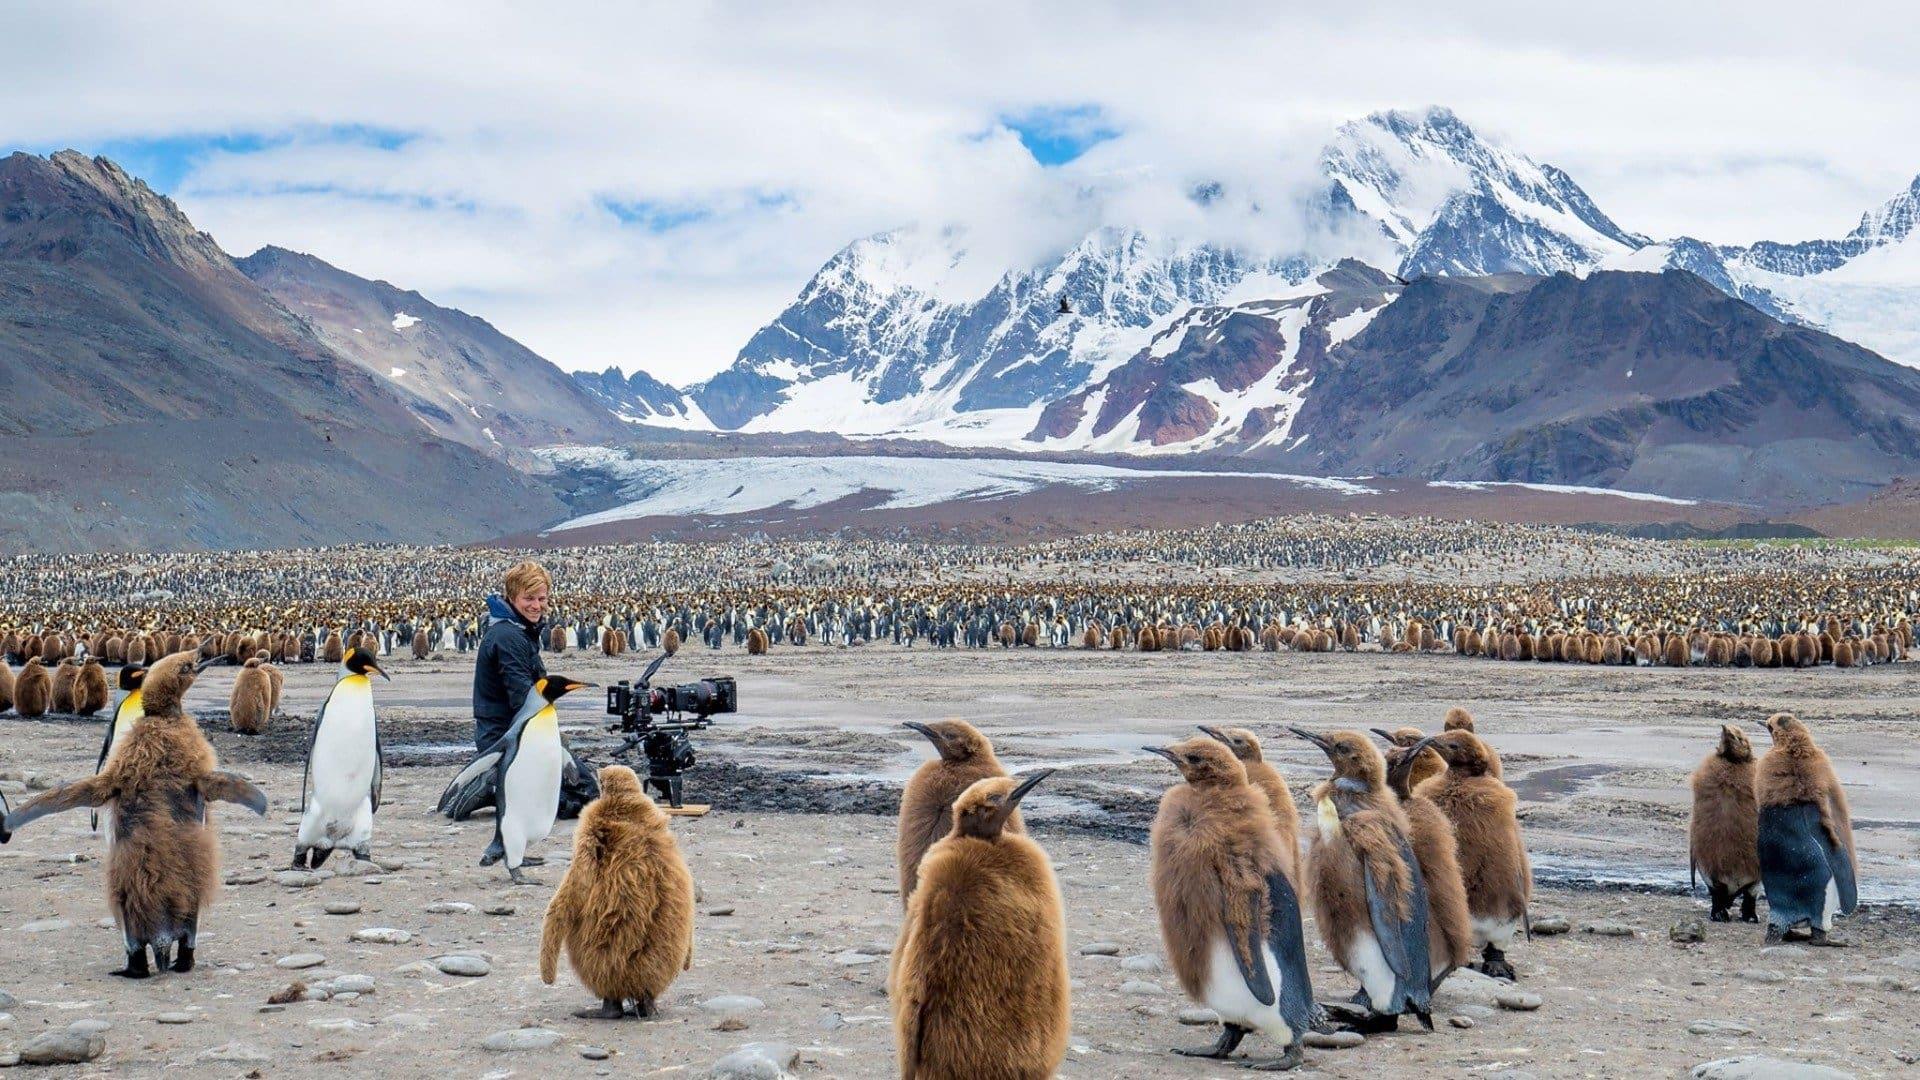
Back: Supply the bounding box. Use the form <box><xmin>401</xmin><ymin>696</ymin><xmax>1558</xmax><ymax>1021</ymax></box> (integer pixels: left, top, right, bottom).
<box><xmin>0</xmin><ymin>658</ymin><xmax>14</xmax><ymax>713</ymax></box>
<box><xmin>412</xmin><ymin>628</ymin><xmax>430</xmax><ymax>659</ymax></box>
<box><xmin>14</xmin><ymin>657</ymin><xmax>49</xmax><ymax>717</ymax></box>
<box><xmin>1755</xmin><ymin>713</ymin><xmax>1857</xmax><ymax>944</ymax></box>
<box><xmin>662</xmin><ymin>627</ymin><xmax>681</xmax><ymax>655</ymax></box>
<box><xmin>51</xmin><ymin>657</ymin><xmax>79</xmax><ymax>713</ymax></box>
<box><xmin>229</xmin><ymin>657</ymin><xmax>274</xmax><ymax>735</ymax></box>
<box><xmin>321</xmin><ymin>630</ymin><xmax>344</xmax><ymax>664</ymax></box>
<box><xmin>1413</xmin><ymin>730</ymin><xmax>1531</xmax><ymax>981</ymax></box>
<box><xmin>1443</xmin><ymin>707</ymin><xmax>1475</xmax><ymax>733</ymax></box>
<box><xmin>1372</xmin><ymin>729</ymin><xmax>1476</xmax><ymax>986</ymax></box>
<box><xmin>893</xmin><ymin>772</ymin><xmax>1068</xmax><ymax>1080</ymax></box>
<box><xmin>1689</xmin><ymin>725</ymin><xmax>1761</xmax><ymax>924</ymax></box>
<box><xmin>1198</xmin><ymin>725</ymin><xmax>1303</xmax><ymax>886</ymax></box>
<box><xmin>539</xmin><ymin>766</ymin><xmax>694</xmax><ymax>1019</ymax></box>
<box><xmin>746</xmin><ymin>627</ymin><xmax>769</xmax><ymax>655</ymax></box>
<box><xmin>75</xmin><ymin>658</ymin><xmax>110</xmax><ymax>716</ymax></box>
<box><xmin>897</xmin><ymin>720</ymin><xmax>1019</xmax><ymax>903</ymax></box>
<box><xmin>1291</xmin><ymin>727</ymin><xmax>1432</xmax><ymax>1033</ymax></box>
<box><xmin>1</xmin><ymin>650</ymin><xmax>267</xmax><ymax>978</ymax></box>
<box><xmin>1147</xmin><ymin>738</ymin><xmax>1317</xmax><ymax>1070</ymax></box>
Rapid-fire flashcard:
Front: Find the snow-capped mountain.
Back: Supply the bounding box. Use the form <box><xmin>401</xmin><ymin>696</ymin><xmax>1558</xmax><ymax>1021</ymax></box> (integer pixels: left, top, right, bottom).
<box><xmin>572</xmin><ymin>365</ymin><xmax>709</xmax><ymax>428</ymax></box>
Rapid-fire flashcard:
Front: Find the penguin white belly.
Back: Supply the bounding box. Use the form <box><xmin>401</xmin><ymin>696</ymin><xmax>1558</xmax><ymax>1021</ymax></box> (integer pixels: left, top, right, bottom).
<box><xmin>1819</xmin><ymin>878</ymin><xmax>1840</xmax><ymax>931</ymax></box>
<box><xmin>1472</xmin><ymin>915</ymin><xmax>1523</xmax><ymax>950</ymax></box>
<box><xmin>1202</xmin><ymin>936</ymin><xmax>1293</xmax><ymax>1041</ymax></box>
<box><xmin>1345</xmin><ymin>931</ymin><xmax>1398</xmax><ymax>1009</ymax></box>
<box><xmin>501</xmin><ymin>727</ymin><xmax>563</xmax><ymax>861</ymax></box>
<box><xmin>302</xmin><ymin>684</ymin><xmax>378</xmax><ymax>849</ymax></box>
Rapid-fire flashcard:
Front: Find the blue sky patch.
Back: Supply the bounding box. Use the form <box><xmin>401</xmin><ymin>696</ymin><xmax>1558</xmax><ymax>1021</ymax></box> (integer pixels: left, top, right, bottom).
<box><xmin>999</xmin><ymin>105</ymin><xmax>1119</xmax><ymax>166</ymax></box>
<box><xmin>27</xmin><ymin>124</ymin><xmax>416</xmax><ymax>193</ymax></box>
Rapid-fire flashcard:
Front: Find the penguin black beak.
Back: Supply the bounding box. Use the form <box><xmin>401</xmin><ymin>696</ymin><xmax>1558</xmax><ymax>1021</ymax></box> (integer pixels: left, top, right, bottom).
<box><xmin>194</xmin><ymin>656</ymin><xmax>228</xmax><ymax>673</ymax></box>
<box><xmin>371</xmin><ymin>664</ymin><xmax>391</xmax><ymax>681</ymax></box>
<box><xmin>1141</xmin><ymin>746</ymin><xmax>1180</xmax><ymax>766</ymax></box>
<box><xmin>1005</xmin><ymin>768</ymin><xmax>1054</xmax><ymax>809</ymax></box>
<box><xmin>1196</xmin><ymin>725</ymin><xmax>1227</xmax><ymax>743</ymax></box>
<box><xmin>1288</xmin><ymin>726</ymin><xmax>1335</xmax><ymax>756</ymax></box>
<box><xmin>1368</xmin><ymin>727</ymin><xmax>1399</xmax><ymax>746</ymax></box>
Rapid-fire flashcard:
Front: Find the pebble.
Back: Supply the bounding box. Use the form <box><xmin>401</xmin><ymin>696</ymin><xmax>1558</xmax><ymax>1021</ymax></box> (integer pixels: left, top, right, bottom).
<box><xmin>433</xmin><ymin>955</ymin><xmax>490</xmax><ymax>977</ymax></box>
<box><xmin>707</xmin><ymin>906</ymin><xmax>737</xmax><ymax>917</ymax></box>
<box><xmin>200</xmin><ymin>1043</ymin><xmax>273</xmax><ymax>1064</ymax></box>
<box><xmin>67</xmin><ymin>1019</ymin><xmax>112</xmax><ymax>1036</ymax></box>
<box><xmin>424</xmin><ymin>902</ymin><xmax>475</xmax><ymax>915</ymax></box>
<box><xmin>1120</xmin><ymin>954</ymin><xmax>1162</xmax><ymax>973</ymax></box>
<box><xmin>19</xmin><ymin>1028</ymin><xmax>105</xmax><ymax>1065</ymax></box>
<box><xmin>1737</xmin><ymin>969</ymin><xmax>1786</xmax><ymax>985</ymax></box>
<box><xmin>1455</xmin><ymin>1004</ymin><xmax>1496</xmax><ymax>1019</ymax></box>
<box><xmin>711</xmin><ymin>1042</ymin><xmax>799</xmax><ymax>1079</ymax></box>
<box><xmin>1079</xmin><ymin>942</ymin><xmax>1122</xmax><ymax>956</ymax></box>
<box><xmin>0</xmin><ymin>990</ymin><xmax>13</xmax><ymax>1009</ymax></box>
<box><xmin>1530</xmin><ymin>915</ymin><xmax>1571</xmax><ymax>935</ymax></box>
<box><xmin>1496</xmin><ymin>990</ymin><xmax>1543</xmax><ymax>1011</ymax></box>
<box><xmin>1450</xmin><ymin>1015</ymin><xmax>1476</xmax><ymax>1029</ymax></box>
<box><xmin>700</xmin><ymin>995</ymin><xmax>766</xmax><ymax>1015</ymax></box>
<box><xmin>1177</xmin><ymin>1007</ymin><xmax>1219</xmax><ymax>1026</ymax></box>
<box><xmin>277</xmin><ymin>871</ymin><xmax>322</xmax><ymax>888</ymax></box>
<box><xmin>1435</xmin><ymin>968</ymin><xmax>1508</xmax><ymax>1007</ymax></box>
<box><xmin>481</xmin><ymin>1027</ymin><xmax>563</xmax><ymax>1052</ymax></box>
<box><xmin>324</xmin><ymin>902</ymin><xmax>363</xmax><ymax>916</ymax></box>
<box><xmin>20</xmin><ymin>919</ymin><xmax>73</xmax><ymax>933</ymax></box>
<box><xmin>1671</xmin><ymin>919</ymin><xmax>1708</xmax><ymax>943</ymax></box>
<box><xmin>1118</xmin><ymin>980</ymin><xmax>1166</xmax><ymax>996</ymax></box>
<box><xmin>155</xmin><ymin>1011</ymin><xmax>197</xmax><ymax>1024</ymax></box>
<box><xmin>1305</xmin><ymin>1030</ymin><xmax>1365</xmax><ymax>1049</ymax></box>
<box><xmin>1688</xmin><ymin>1020</ymin><xmax>1755</xmax><ymax>1037</ymax></box>
<box><xmin>831</xmin><ymin>950</ymin><xmax>880</xmax><ymax>967</ymax></box>
<box><xmin>1583</xmin><ymin>920</ymin><xmax>1637</xmax><ymax>937</ymax></box>
<box><xmin>1690</xmin><ymin>1056</ymin><xmax>1859</xmax><ymax>1079</ymax></box>
<box><xmin>579</xmin><ymin>1045</ymin><xmax>610</xmax><ymax>1061</ymax></box>
<box><xmin>352</xmin><ymin>927</ymin><xmax>412</xmax><ymax>945</ymax></box>
<box><xmin>276</xmin><ymin>953</ymin><xmax>328</xmax><ymax>970</ymax></box>
<box><xmin>483</xmin><ymin>903</ymin><xmax>516</xmax><ymax>916</ymax></box>
<box><xmin>327</xmin><ymin>975</ymin><xmax>377</xmax><ymax>995</ymax></box>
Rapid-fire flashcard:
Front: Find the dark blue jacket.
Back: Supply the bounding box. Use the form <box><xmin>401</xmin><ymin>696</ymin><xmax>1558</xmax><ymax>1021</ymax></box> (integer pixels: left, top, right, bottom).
<box><xmin>472</xmin><ymin>594</ymin><xmax>546</xmax><ymax>724</ymax></box>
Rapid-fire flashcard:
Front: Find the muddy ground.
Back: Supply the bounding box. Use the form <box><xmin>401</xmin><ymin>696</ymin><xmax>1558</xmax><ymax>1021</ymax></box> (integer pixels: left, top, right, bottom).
<box><xmin>2</xmin><ymin>646</ymin><xmax>1918</xmax><ymax>1077</ymax></box>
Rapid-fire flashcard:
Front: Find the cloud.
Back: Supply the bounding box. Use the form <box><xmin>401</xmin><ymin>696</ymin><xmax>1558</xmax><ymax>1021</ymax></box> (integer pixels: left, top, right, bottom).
<box><xmin>3</xmin><ymin>1</ymin><xmax>1917</xmax><ymax>383</ymax></box>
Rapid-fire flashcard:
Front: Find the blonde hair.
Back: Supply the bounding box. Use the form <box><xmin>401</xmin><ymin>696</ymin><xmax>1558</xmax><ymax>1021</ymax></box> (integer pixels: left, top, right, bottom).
<box><xmin>504</xmin><ymin>560</ymin><xmax>553</xmax><ymax>602</ymax></box>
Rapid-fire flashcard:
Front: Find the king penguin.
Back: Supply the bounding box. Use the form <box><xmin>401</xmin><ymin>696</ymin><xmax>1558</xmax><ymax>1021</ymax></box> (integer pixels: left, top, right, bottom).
<box><xmin>294</xmin><ymin>648</ymin><xmax>389</xmax><ymax>868</ymax></box>
<box><xmin>1290</xmin><ymin>727</ymin><xmax>1433</xmax><ymax>1033</ymax></box>
<box><xmin>1755</xmin><ymin>713</ymin><xmax>1856</xmax><ymax>944</ymax></box>
<box><xmin>440</xmin><ymin>675</ymin><xmax>593</xmax><ymax>884</ymax></box>
<box><xmin>92</xmin><ymin>665</ymin><xmax>148</xmax><ymax>835</ymax></box>
<box><xmin>1146</xmin><ymin>737</ymin><xmax>1318</xmax><ymax>1070</ymax></box>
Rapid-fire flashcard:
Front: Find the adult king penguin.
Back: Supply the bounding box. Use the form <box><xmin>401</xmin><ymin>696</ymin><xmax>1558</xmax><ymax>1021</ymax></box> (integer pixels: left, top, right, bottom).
<box><xmin>1146</xmin><ymin>737</ymin><xmax>1318</xmax><ymax>1070</ymax></box>
<box><xmin>439</xmin><ymin>675</ymin><xmax>593</xmax><ymax>884</ymax></box>
<box><xmin>891</xmin><ymin>771</ymin><xmax>1068</xmax><ymax>1080</ymax></box>
<box><xmin>1290</xmin><ymin>727</ymin><xmax>1433</xmax><ymax>1034</ymax></box>
<box><xmin>92</xmin><ymin>665</ymin><xmax>148</xmax><ymax>835</ymax></box>
<box><xmin>1</xmin><ymin>651</ymin><xmax>267</xmax><ymax>977</ymax></box>
<box><xmin>294</xmin><ymin>648</ymin><xmax>389</xmax><ymax>869</ymax></box>
<box><xmin>897</xmin><ymin>719</ymin><xmax>1017</xmax><ymax>903</ymax></box>
<box><xmin>1755</xmin><ymin>713</ymin><xmax>1856</xmax><ymax>944</ymax></box>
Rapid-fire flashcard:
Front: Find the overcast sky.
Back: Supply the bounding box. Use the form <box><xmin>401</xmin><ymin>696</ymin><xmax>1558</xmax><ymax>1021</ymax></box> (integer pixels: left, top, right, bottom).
<box><xmin>5</xmin><ymin>2</ymin><xmax>1917</xmax><ymax>384</ymax></box>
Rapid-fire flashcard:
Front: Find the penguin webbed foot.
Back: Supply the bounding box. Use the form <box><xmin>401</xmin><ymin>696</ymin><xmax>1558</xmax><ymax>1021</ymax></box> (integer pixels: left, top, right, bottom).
<box><xmin>1808</xmin><ymin>928</ymin><xmax>1850</xmax><ymax>948</ymax></box>
<box><xmin>173</xmin><ymin>943</ymin><xmax>195</xmax><ymax>973</ymax></box>
<box><xmin>518</xmin><ymin>855</ymin><xmax>545</xmax><ymax>867</ymax></box>
<box><xmin>289</xmin><ymin>848</ymin><xmax>310</xmax><ymax>871</ymax></box>
<box><xmin>1333</xmin><ymin>1011</ymin><xmax>1400</xmax><ymax>1035</ymax></box>
<box><xmin>1478</xmin><ymin>958</ymin><xmax>1516</xmax><ymax>981</ymax></box>
<box><xmin>1739</xmin><ymin>891</ymin><xmax>1760</xmax><ymax>924</ymax></box>
<box><xmin>1242</xmin><ymin>1043</ymin><xmax>1305</xmax><ymax>1071</ymax></box>
<box><xmin>629</xmin><ymin>994</ymin><xmax>656</xmax><ymax>1019</ymax></box>
<box><xmin>1174</xmin><ymin>1022</ymin><xmax>1247</xmax><ymax>1059</ymax></box>
<box><xmin>112</xmin><ymin>949</ymin><xmax>152</xmax><ymax>980</ymax></box>
<box><xmin>1709</xmin><ymin>906</ymin><xmax>1732</xmax><ymax>923</ymax></box>
<box><xmin>308</xmin><ymin>847</ymin><xmax>333</xmax><ymax>870</ymax></box>
<box><xmin>508</xmin><ymin>866</ymin><xmax>541</xmax><ymax>886</ymax></box>
<box><xmin>351</xmin><ymin>847</ymin><xmax>373</xmax><ymax>863</ymax></box>
<box><xmin>573</xmin><ymin>999</ymin><xmax>625</xmax><ymax>1020</ymax></box>
<box><xmin>1764</xmin><ymin>923</ymin><xmax>1786</xmax><ymax>944</ymax></box>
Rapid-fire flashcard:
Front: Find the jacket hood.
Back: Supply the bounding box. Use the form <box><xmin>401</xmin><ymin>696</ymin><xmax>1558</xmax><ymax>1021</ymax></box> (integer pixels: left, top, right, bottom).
<box><xmin>486</xmin><ymin>593</ymin><xmax>540</xmax><ymax>630</ymax></box>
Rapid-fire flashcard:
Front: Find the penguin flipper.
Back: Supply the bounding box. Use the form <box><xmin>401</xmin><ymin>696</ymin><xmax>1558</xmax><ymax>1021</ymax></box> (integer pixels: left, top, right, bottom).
<box><xmin>201</xmin><ymin>772</ymin><xmax>270</xmax><ymax>816</ymax></box>
<box><xmin>1226</xmin><ymin>890</ymin><xmax>1275</xmax><ymax>1008</ymax></box>
<box><xmin>1263</xmin><ymin>870</ymin><xmax>1318</xmax><ymax>1039</ymax></box>
<box><xmin>438</xmin><ymin>750</ymin><xmax>504</xmax><ymax>812</ymax></box>
<box><xmin>1824</xmin><ymin>828</ymin><xmax>1858</xmax><ymax>916</ymax></box>
<box><xmin>371</xmin><ymin>725</ymin><xmax>385</xmax><ymax>815</ymax></box>
<box><xmin>4</xmin><ymin>776</ymin><xmax>110</xmax><ymax>833</ymax></box>
<box><xmin>301</xmin><ymin>695</ymin><xmax>327</xmax><ymax>814</ymax></box>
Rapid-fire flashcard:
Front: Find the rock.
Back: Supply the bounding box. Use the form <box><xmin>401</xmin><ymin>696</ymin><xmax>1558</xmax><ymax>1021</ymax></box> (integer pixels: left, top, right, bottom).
<box><xmin>1583</xmin><ymin>920</ymin><xmax>1637</xmax><ymax>937</ymax></box>
<box><xmin>336</xmin><ymin>859</ymin><xmax>381</xmax><ymax>877</ymax></box>
<box><xmin>276</xmin><ymin>953</ymin><xmax>327</xmax><ymax>970</ymax></box>
<box><xmin>326</xmin><ymin>975</ymin><xmax>377</xmax><ymax>995</ymax></box>
<box><xmin>700</xmin><ymin>995</ymin><xmax>766</xmax><ymax>1015</ymax></box>
<box><xmin>1177</xmin><ymin>1007</ymin><xmax>1219</xmax><ymax>1026</ymax></box>
<box><xmin>706</xmin><ymin>906</ymin><xmax>736</xmax><ymax>917</ymax></box>
<box><xmin>0</xmin><ymin>990</ymin><xmax>14</xmax><ymax>1009</ymax></box>
<box><xmin>390</xmin><ymin>962</ymin><xmax>436</xmax><ymax>977</ymax></box>
<box><xmin>155</xmin><ymin>1011</ymin><xmax>197</xmax><ymax>1024</ymax></box>
<box><xmin>424</xmin><ymin>902</ymin><xmax>475</xmax><ymax>915</ymax></box>
<box><xmin>1079</xmin><ymin>942</ymin><xmax>1122</xmax><ymax>956</ymax></box>
<box><xmin>200</xmin><ymin>1042</ymin><xmax>273</xmax><ymax>1064</ymax></box>
<box><xmin>352</xmin><ymin>927</ymin><xmax>412</xmax><ymax>945</ymax></box>
<box><xmin>18</xmin><ymin>1029</ymin><xmax>105</xmax><ymax>1065</ymax></box>
<box><xmin>482</xmin><ymin>1028</ymin><xmax>563</xmax><ymax>1052</ymax></box>
<box><xmin>710</xmin><ymin>1042</ymin><xmax>798</xmax><ymax>1079</ymax></box>
<box><xmin>1689</xmin><ymin>1020</ymin><xmax>1755</xmax><ymax>1037</ymax></box>
<box><xmin>1455</xmin><ymin>1004</ymin><xmax>1496</xmax><ymax>1019</ymax></box>
<box><xmin>1690</xmin><ymin>1056</ymin><xmax>1858</xmax><ymax>1079</ymax></box>
<box><xmin>1671</xmin><ymin>919</ymin><xmax>1708</xmax><ymax>943</ymax></box>
<box><xmin>1435</xmin><ymin>967</ymin><xmax>1508</xmax><ymax>1007</ymax></box>
<box><xmin>1118</xmin><ymin>980</ymin><xmax>1165</xmax><ymax>996</ymax></box>
<box><xmin>1530</xmin><ymin>915</ymin><xmax>1571</xmax><ymax>935</ymax></box>
<box><xmin>1450</xmin><ymin>1015</ymin><xmax>1476</xmax><ymax>1029</ymax></box>
<box><xmin>830</xmin><ymin>950</ymin><xmax>880</xmax><ymax>967</ymax></box>
<box><xmin>1305</xmin><ymin>1030</ymin><xmax>1364</xmax><ymax>1049</ymax></box>
<box><xmin>1737</xmin><ymin>969</ymin><xmax>1786</xmax><ymax>985</ymax></box>
<box><xmin>324</xmin><ymin>902</ymin><xmax>362</xmax><ymax>915</ymax></box>
<box><xmin>483</xmin><ymin>903</ymin><xmax>516</xmax><ymax>916</ymax></box>
<box><xmin>433</xmin><ymin>955</ymin><xmax>490</xmax><ymax>977</ymax></box>
<box><xmin>0</xmin><ymin>1052</ymin><xmax>16</xmax><ymax>1068</ymax></box>
<box><xmin>277</xmin><ymin>871</ymin><xmax>322</xmax><ymax>888</ymax></box>
<box><xmin>20</xmin><ymin>919</ymin><xmax>73</xmax><ymax>933</ymax></box>
<box><xmin>1496</xmin><ymin>990</ymin><xmax>1543</xmax><ymax>1011</ymax></box>
<box><xmin>1120</xmin><ymin>954</ymin><xmax>1162</xmax><ymax>973</ymax></box>
<box><xmin>580</xmin><ymin>1045</ymin><xmax>611</xmax><ymax>1061</ymax></box>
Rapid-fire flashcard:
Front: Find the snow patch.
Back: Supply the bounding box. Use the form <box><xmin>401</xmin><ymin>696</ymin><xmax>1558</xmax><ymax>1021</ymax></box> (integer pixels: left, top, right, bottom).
<box><xmin>392</xmin><ymin>312</ymin><xmax>419</xmax><ymax>330</ymax></box>
<box><xmin>1427</xmin><ymin>480</ymin><xmax>1696</xmax><ymax>505</ymax></box>
<box><xmin>388</xmin><ymin>367</ymin><xmax>407</xmax><ymax>378</ymax></box>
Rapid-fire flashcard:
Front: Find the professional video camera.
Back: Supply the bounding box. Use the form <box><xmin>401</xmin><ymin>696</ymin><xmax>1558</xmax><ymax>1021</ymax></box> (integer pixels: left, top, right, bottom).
<box><xmin>606</xmin><ymin>652</ymin><xmax>737</xmax><ymax>808</ymax></box>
